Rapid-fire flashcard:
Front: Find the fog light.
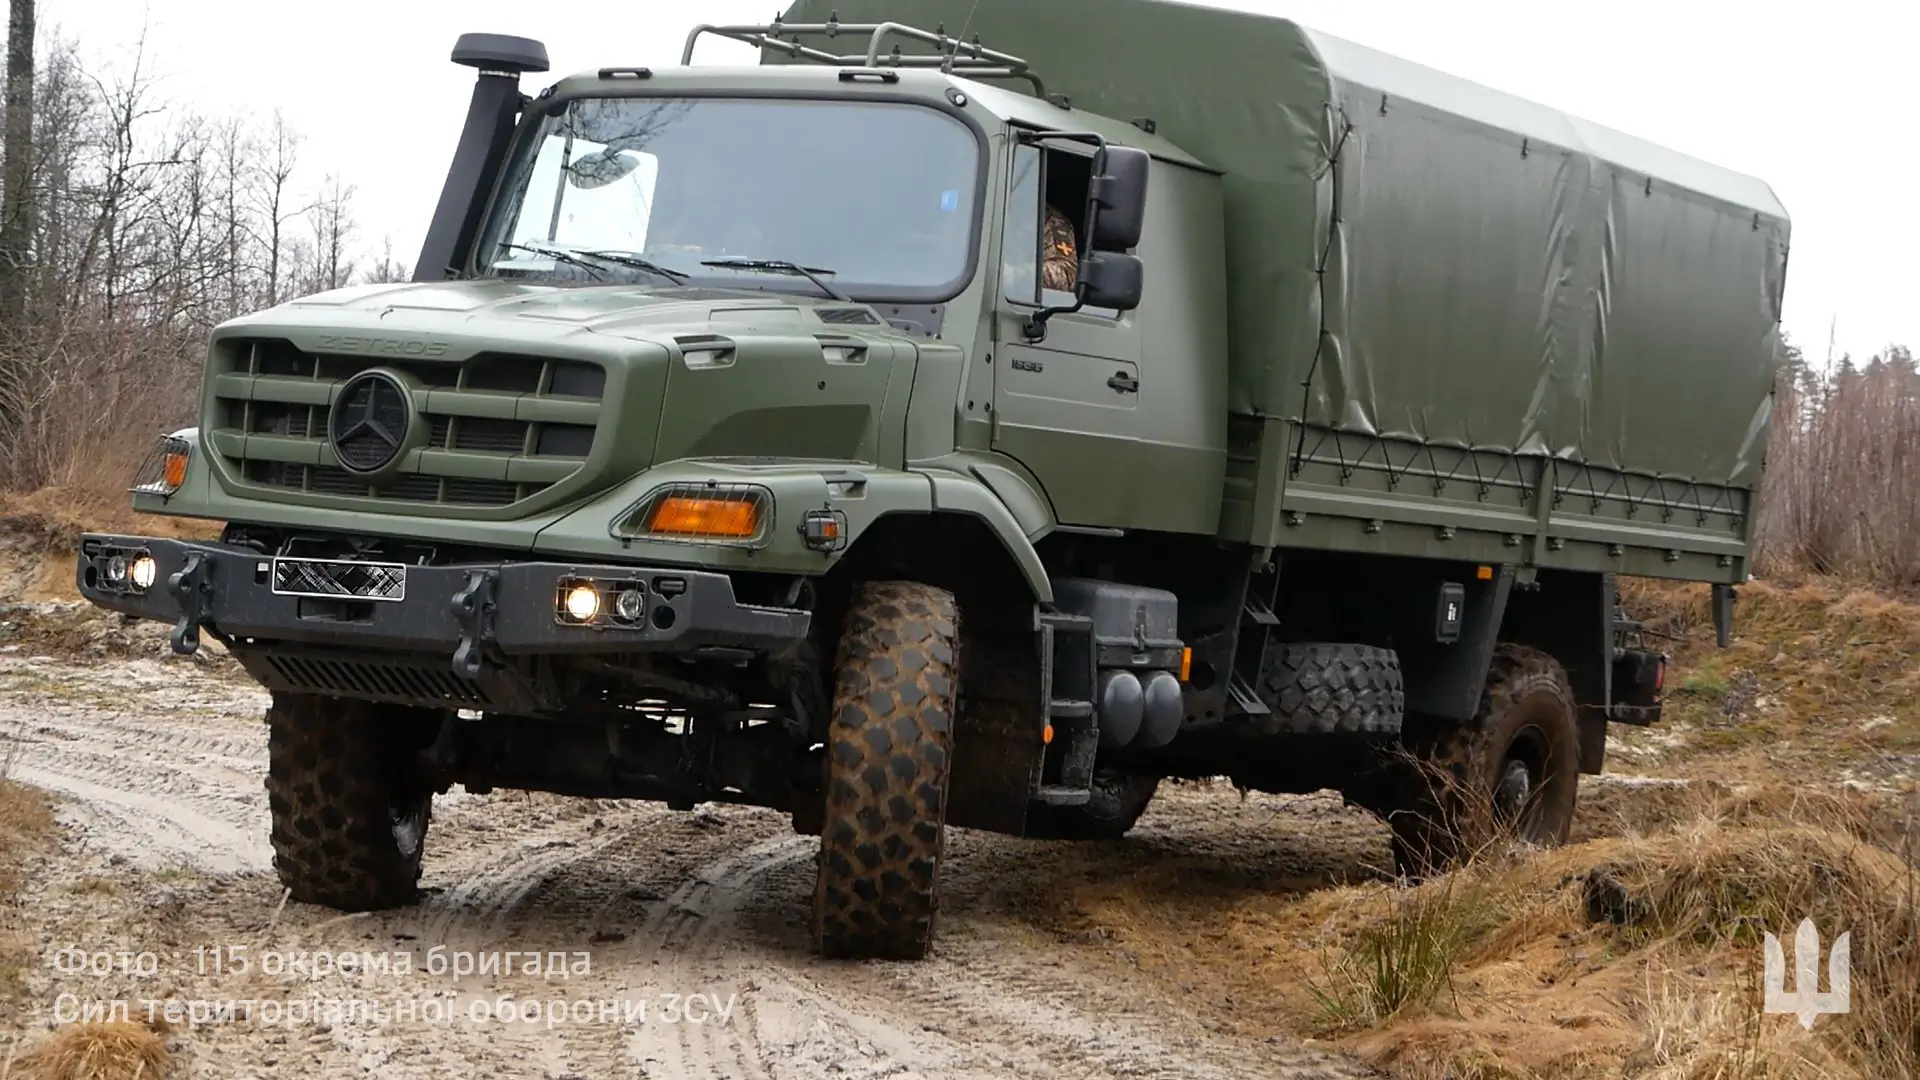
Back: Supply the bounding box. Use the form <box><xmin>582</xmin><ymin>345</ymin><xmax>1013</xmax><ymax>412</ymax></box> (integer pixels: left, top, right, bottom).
<box><xmin>130</xmin><ymin>554</ymin><xmax>158</xmax><ymax>591</ymax></box>
<box><xmin>106</xmin><ymin>554</ymin><xmax>129</xmax><ymax>584</ymax></box>
<box><xmin>613</xmin><ymin>587</ymin><xmax>646</xmax><ymax>623</ymax></box>
<box><xmin>563</xmin><ymin>583</ymin><xmax>601</xmax><ymax>622</ymax></box>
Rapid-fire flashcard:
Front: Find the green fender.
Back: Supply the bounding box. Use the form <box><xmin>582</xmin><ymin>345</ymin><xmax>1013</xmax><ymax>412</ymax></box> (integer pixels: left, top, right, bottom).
<box><xmin>921</xmin><ymin>469</ymin><xmax>1055</xmax><ymax>604</ymax></box>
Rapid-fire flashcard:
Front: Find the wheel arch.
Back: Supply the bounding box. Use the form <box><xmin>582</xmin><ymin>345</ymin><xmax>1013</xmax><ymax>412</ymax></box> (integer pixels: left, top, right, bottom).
<box><xmin>1495</xmin><ymin>568</ymin><xmax>1615</xmax><ymax>774</ymax></box>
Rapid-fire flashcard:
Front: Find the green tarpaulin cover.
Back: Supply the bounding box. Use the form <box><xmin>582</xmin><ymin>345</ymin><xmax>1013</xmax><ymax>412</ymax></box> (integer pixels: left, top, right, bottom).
<box><xmin>776</xmin><ymin>0</ymin><xmax>1791</xmax><ymax>489</ymax></box>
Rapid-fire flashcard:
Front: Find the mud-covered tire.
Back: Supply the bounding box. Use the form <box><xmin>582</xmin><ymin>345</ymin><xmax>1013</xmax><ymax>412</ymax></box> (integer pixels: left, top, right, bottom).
<box><xmin>812</xmin><ymin>581</ymin><xmax>959</xmax><ymax>961</ymax></box>
<box><xmin>1365</xmin><ymin>644</ymin><xmax>1580</xmax><ymax>876</ymax></box>
<box><xmin>265</xmin><ymin>692</ymin><xmax>441</xmax><ymax>911</ymax></box>
<box><xmin>1262</xmin><ymin>643</ymin><xmax>1405</xmax><ymax>734</ymax></box>
<box><xmin>1023</xmin><ymin>765</ymin><xmax>1159</xmax><ymax>840</ymax></box>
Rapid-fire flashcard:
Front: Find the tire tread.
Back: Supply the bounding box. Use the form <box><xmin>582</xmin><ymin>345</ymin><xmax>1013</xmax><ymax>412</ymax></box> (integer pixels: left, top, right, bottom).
<box><xmin>813</xmin><ymin>581</ymin><xmax>959</xmax><ymax>961</ymax></box>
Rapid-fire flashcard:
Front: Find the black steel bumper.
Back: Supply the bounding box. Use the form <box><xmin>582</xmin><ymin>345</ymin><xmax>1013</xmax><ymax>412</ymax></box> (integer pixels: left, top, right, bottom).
<box><xmin>76</xmin><ymin>534</ymin><xmax>811</xmax><ymax>711</ymax></box>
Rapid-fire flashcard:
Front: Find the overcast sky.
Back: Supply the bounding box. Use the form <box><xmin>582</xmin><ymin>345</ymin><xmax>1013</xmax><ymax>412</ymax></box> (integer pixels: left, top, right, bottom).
<box><xmin>33</xmin><ymin>0</ymin><xmax>1918</xmax><ymax>363</ymax></box>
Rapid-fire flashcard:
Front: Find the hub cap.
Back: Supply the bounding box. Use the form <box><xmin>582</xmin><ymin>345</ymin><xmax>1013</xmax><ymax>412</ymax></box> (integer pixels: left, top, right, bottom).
<box><xmin>391</xmin><ymin>801</ymin><xmax>428</xmax><ymax>859</ymax></box>
<box><xmin>1493</xmin><ymin>757</ymin><xmax>1533</xmax><ymax>822</ymax></box>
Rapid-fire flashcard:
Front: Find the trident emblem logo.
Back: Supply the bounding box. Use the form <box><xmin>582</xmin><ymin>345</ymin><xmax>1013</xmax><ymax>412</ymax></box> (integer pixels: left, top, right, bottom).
<box><xmin>1763</xmin><ymin>917</ymin><xmax>1850</xmax><ymax>1029</ymax></box>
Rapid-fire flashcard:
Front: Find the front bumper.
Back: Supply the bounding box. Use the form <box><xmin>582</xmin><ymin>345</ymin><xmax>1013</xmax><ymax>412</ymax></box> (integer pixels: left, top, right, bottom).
<box><xmin>76</xmin><ymin>534</ymin><xmax>811</xmax><ymax>711</ymax></box>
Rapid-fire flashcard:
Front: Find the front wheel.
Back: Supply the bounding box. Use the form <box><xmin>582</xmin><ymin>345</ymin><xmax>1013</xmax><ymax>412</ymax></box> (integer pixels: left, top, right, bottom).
<box><xmin>264</xmin><ymin>692</ymin><xmax>444</xmax><ymax>911</ymax></box>
<box><xmin>812</xmin><ymin>581</ymin><xmax>960</xmax><ymax>961</ymax></box>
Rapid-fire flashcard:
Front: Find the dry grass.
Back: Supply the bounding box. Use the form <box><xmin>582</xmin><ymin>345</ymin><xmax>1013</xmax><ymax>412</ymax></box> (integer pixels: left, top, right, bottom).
<box><xmin>1305</xmin><ymin>869</ymin><xmax>1497</xmax><ymax>1030</ymax></box>
<box><xmin>1030</xmin><ymin>784</ymin><xmax>1917</xmax><ymax>1079</ymax></box>
<box><xmin>0</xmin><ymin>758</ymin><xmax>57</xmax><ymax>1003</ymax></box>
<box><xmin>1612</xmin><ymin>576</ymin><xmax>1920</xmax><ymax>781</ymax></box>
<box><xmin>0</xmin><ymin>486</ymin><xmax>220</xmax><ymax>609</ymax></box>
<box><xmin>0</xmin><ymin>487</ymin><xmax>222</xmax><ymax>553</ymax></box>
<box><xmin>0</xmin><ymin>776</ymin><xmax>55</xmax><ymax>896</ymax></box>
<box><xmin>10</xmin><ymin>1021</ymin><xmax>170</xmax><ymax>1080</ymax></box>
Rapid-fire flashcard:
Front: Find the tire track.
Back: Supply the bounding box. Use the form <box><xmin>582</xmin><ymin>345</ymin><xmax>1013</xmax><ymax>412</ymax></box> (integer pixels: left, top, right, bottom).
<box><xmin>626</xmin><ymin>823</ymin><xmax>1382</xmax><ymax>1080</ymax></box>
<box><xmin>2</xmin><ymin>652</ymin><xmax>1384</xmax><ymax>1079</ymax></box>
<box><xmin>627</xmin><ymin>830</ymin><xmax>814</xmax><ymax>1080</ymax></box>
<box><xmin>13</xmin><ymin>709</ymin><xmax>265</xmax><ymax>769</ymax></box>
<box><xmin>340</xmin><ymin>799</ymin><xmax>670</xmax><ymax>1080</ymax></box>
<box><xmin>2</xmin><ymin>694</ymin><xmax>272</xmax><ymax>874</ymax></box>
<box><xmin>408</xmin><ymin>801</ymin><xmax>633</xmax><ymax>944</ymax></box>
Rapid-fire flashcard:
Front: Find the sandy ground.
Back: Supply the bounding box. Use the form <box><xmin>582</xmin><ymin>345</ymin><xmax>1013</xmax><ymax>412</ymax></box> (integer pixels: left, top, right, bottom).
<box><xmin>0</xmin><ymin>647</ymin><xmax>1392</xmax><ymax>1079</ymax></box>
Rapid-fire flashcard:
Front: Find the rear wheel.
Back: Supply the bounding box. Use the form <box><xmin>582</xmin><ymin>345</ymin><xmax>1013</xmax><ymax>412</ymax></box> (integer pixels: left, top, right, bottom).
<box><xmin>1357</xmin><ymin>644</ymin><xmax>1580</xmax><ymax>876</ymax></box>
<box><xmin>812</xmin><ymin>581</ymin><xmax>960</xmax><ymax>961</ymax></box>
<box><xmin>1023</xmin><ymin>764</ymin><xmax>1159</xmax><ymax>840</ymax></box>
<box><xmin>265</xmin><ymin>692</ymin><xmax>443</xmax><ymax>911</ymax></box>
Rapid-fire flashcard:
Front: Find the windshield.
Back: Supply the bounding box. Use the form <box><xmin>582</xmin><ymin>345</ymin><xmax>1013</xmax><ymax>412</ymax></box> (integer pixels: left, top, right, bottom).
<box><xmin>475</xmin><ymin>96</ymin><xmax>982</xmax><ymax>299</ymax></box>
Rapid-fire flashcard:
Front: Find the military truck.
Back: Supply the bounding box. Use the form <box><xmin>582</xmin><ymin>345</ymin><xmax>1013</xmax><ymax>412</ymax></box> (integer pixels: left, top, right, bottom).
<box><xmin>74</xmin><ymin>0</ymin><xmax>1788</xmax><ymax>961</ymax></box>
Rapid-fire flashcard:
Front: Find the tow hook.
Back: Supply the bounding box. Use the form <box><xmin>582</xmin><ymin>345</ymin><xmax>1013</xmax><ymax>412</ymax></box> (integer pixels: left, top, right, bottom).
<box><xmin>449</xmin><ymin>568</ymin><xmax>500</xmax><ymax>678</ymax></box>
<box><xmin>166</xmin><ymin>551</ymin><xmax>212</xmax><ymax>656</ymax></box>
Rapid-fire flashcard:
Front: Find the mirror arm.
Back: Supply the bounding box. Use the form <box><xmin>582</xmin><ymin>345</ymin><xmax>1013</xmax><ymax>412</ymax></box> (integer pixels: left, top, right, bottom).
<box><xmin>1022</xmin><ymin>281</ymin><xmax>1090</xmax><ymax>343</ymax></box>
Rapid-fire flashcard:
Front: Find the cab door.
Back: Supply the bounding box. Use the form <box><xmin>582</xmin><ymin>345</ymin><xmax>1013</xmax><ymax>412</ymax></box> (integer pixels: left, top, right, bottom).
<box><xmin>990</xmin><ymin>139</ymin><xmax>1145</xmax><ymax>529</ymax></box>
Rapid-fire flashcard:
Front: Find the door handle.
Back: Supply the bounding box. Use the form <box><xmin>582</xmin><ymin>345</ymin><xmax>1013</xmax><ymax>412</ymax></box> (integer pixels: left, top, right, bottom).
<box><xmin>1107</xmin><ymin>371</ymin><xmax>1139</xmax><ymax>394</ymax></box>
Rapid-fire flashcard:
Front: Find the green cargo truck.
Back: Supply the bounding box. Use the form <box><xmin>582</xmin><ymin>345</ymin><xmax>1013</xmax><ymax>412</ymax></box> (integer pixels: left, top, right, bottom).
<box><xmin>75</xmin><ymin>0</ymin><xmax>1788</xmax><ymax>960</ymax></box>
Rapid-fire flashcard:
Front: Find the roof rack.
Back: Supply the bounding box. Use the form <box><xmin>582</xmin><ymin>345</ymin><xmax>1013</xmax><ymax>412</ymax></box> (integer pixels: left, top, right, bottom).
<box><xmin>681</xmin><ymin>14</ymin><xmax>1046</xmax><ymax>97</ymax></box>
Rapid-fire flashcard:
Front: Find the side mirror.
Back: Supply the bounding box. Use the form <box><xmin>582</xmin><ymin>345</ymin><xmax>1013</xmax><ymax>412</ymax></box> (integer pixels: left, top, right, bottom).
<box><xmin>567</xmin><ymin>149</ymin><xmax>641</xmax><ymax>189</ymax></box>
<box><xmin>1079</xmin><ymin>252</ymin><xmax>1143</xmax><ymax>312</ymax></box>
<box><xmin>1089</xmin><ymin>146</ymin><xmax>1149</xmax><ymax>252</ymax></box>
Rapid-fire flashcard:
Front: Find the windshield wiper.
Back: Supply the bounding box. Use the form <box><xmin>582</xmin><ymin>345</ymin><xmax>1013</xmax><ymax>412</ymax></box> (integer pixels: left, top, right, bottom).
<box><xmin>497</xmin><ymin>241</ymin><xmax>610</xmax><ymax>281</ymax></box>
<box><xmin>497</xmin><ymin>242</ymin><xmax>688</xmax><ymax>285</ymax></box>
<box><xmin>576</xmin><ymin>249</ymin><xmax>690</xmax><ymax>284</ymax></box>
<box><xmin>700</xmin><ymin>258</ymin><xmax>850</xmax><ymax>302</ymax></box>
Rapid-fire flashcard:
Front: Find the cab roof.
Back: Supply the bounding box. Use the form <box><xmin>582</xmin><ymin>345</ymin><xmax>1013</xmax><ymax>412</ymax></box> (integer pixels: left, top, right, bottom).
<box><xmin>538</xmin><ymin>64</ymin><xmax>1214</xmax><ymax>171</ymax></box>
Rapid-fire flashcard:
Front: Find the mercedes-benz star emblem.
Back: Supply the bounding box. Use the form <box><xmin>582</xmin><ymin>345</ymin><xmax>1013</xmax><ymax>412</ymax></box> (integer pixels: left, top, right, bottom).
<box><xmin>329</xmin><ymin>371</ymin><xmax>411</xmax><ymax>473</ymax></box>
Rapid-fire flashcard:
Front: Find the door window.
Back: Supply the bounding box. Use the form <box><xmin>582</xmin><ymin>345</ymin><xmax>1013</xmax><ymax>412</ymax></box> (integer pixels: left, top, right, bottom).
<box><xmin>1000</xmin><ymin>139</ymin><xmax>1117</xmax><ymax>317</ymax></box>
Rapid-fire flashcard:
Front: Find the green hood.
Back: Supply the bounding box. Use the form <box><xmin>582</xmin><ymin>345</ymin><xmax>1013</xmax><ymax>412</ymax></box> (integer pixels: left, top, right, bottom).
<box><xmin>200</xmin><ymin>279</ymin><xmax>921</xmax><ymax>522</ymax></box>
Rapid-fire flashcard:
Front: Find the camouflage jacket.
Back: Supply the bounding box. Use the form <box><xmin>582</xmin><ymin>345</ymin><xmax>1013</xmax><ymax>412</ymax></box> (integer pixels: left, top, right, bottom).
<box><xmin>1042</xmin><ymin>205</ymin><xmax>1078</xmax><ymax>291</ymax></box>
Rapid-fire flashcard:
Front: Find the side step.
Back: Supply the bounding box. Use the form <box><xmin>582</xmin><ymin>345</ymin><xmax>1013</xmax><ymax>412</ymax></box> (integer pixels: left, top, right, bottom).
<box><xmin>1035</xmin><ymin>611</ymin><xmax>1097</xmax><ymax>806</ymax></box>
<box><xmin>1227</xmin><ymin>671</ymin><xmax>1269</xmax><ymax>716</ymax></box>
<box><xmin>1228</xmin><ymin>585</ymin><xmax>1278</xmax><ymax>716</ymax></box>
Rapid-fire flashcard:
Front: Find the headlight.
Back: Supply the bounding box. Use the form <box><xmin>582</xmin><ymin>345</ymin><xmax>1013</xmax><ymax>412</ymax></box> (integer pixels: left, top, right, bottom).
<box><xmin>555</xmin><ymin>577</ymin><xmax>653</xmax><ymax>628</ymax></box>
<box><xmin>130</xmin><ymin>432</ymin><xmax>194</xmax><ymax>497</ymax></box>
<box><xmin>84</xmin><ymin>542</ymin><xmax>158</xmax><ymax>595</ymax></box>
<box><xmin>611</xmin><ymin>483</ymin><xmax>772</xmax><ymax>548</ymax></box>
<box><xmin>560</xmin><ymin>582</ymin><xmax>601</xmax><ymax>623</ymax></box>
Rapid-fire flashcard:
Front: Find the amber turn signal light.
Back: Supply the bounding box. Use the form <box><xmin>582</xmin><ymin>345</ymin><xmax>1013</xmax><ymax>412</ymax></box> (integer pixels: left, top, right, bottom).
<box><xmin>647</xmin><ymin>495</ymin><xmax>760</xmax><ymax>538</ymax></box>
<box><xmin>131</xmin><ymin>433</ymin><xmax>193</xmax><ymax>497</ymax></box>
<box><xmin>613</xmin><ymin>483</ymin><xmax>772</xmax><ymax>548</ymax></box>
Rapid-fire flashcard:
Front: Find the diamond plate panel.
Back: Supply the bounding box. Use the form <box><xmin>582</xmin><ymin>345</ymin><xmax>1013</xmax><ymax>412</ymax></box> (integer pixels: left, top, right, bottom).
<box><xmin>270</xmin><ymin>557</ymin><xmax>408</xmax><ymax>602</ymax></box>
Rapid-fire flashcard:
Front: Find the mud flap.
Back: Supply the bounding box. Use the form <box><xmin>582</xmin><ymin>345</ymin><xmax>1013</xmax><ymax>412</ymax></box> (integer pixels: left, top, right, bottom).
<box><xmin>945</xmin><ymin>627</ymin><xmax>1046</xmax><ymax>835</ymax></box>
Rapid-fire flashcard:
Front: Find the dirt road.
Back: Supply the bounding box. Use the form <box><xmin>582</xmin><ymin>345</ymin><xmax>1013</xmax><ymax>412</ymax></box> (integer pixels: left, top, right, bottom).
<box><xmin>2</xmin><ymin>647</ymin><xmax>1386</xmax><ymax>1078</ymax></box>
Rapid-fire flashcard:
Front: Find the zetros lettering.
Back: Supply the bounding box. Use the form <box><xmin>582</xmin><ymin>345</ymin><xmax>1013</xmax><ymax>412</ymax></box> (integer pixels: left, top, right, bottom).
<box><xmin>316</xmin><ymin>335</ymin><xmax>450</xmax><ymax>358</ymax></box>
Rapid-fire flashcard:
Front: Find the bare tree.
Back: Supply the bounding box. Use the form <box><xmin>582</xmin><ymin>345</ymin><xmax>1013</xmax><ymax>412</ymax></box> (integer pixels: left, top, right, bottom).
<box><xmin>364</xmin><ymin>234</ymin><xmax>409</xmax><ymax>284</ymax></box>
<box><xmin>1756</xmin><ymin>343</ymin><xmax>1920</xmax><ymax>590</ymax></box>
<box><xmin>251</xmin><ymin>110</ymin><xmax>306</xmax><ymax>306</ymax></box>
<box><xmin>0</xmin><ymin>0</ymin><xmax>35</xmax><ymax>433</ymax></box>
<box><xmin>306</xmin><ymin>172</ymin><xmax>355</xmax><ymax>291</ymax></box>
<box><xmin>0</xmin><ymin>23</ymin><xmax>398</xmax><ymax>492</ymax></box>
<box><xmin>214</xmin><ymin>115</ymin><xmax>251</xmax><ymax>315</ymax></box>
